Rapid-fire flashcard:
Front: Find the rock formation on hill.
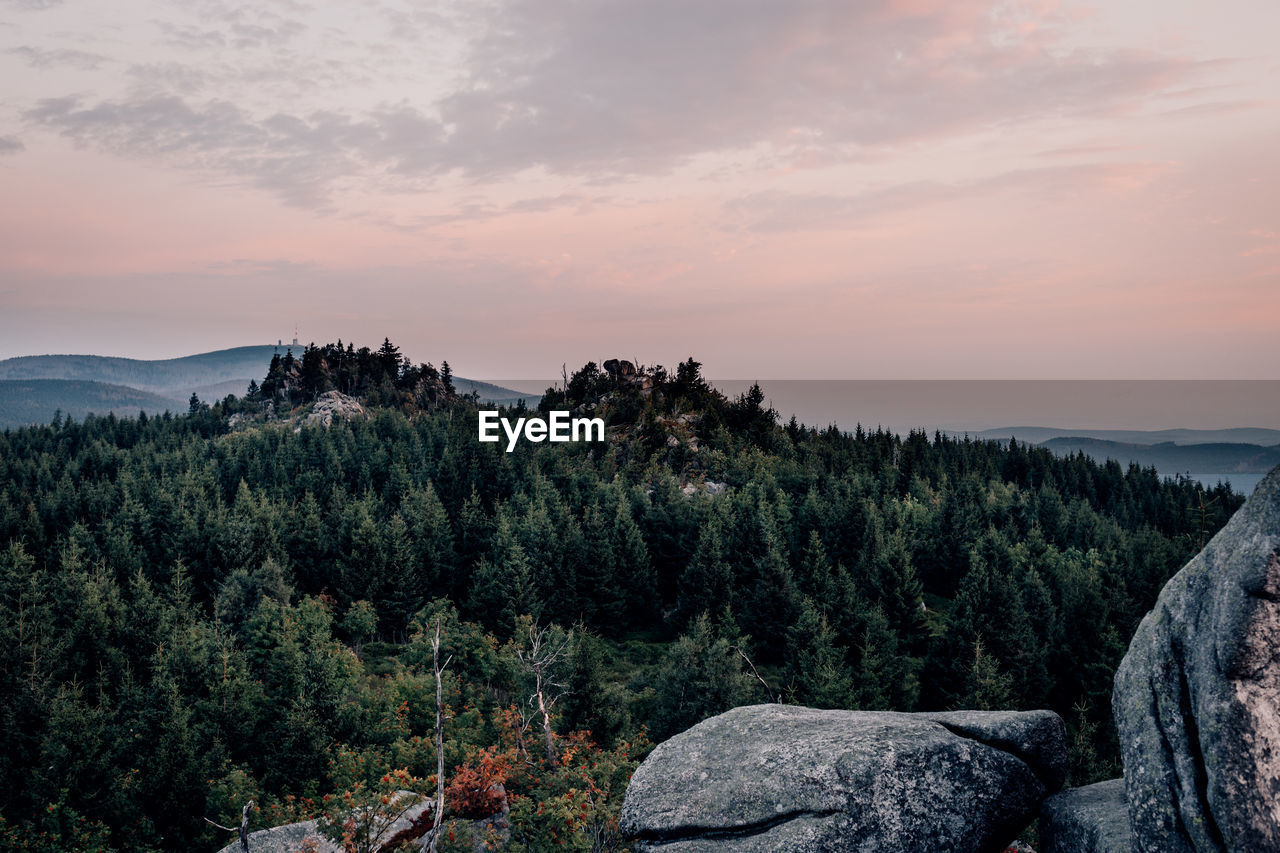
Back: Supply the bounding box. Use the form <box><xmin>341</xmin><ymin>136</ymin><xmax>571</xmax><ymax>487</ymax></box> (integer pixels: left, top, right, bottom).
<box><xmin>603</xmin><ymin>359</ymin><xmax>637</xmax><ymax>380</ymax></box>
<box><xmin>214</xmin><ymin>792</ymin><xmax>431</xmax><ymax>853</ymax></box>
<box><xmin>213</xmin><ymin>796</ymin><xmax>509</xmax><ymax>853</ymax></box>
<box><xmin>1111</xmin><ymin>465</ymin><xmax>1280</xmax><ymax>852</ymax></box>
<box><xmin>619</xmin><ymin>704</ymin><xmax>1067</xmax><ymax>852</ymax></box>
<box><xmin>304</xmin><ymin>390</ymin><xmax>367</xmax><ymax>427</ymax></box>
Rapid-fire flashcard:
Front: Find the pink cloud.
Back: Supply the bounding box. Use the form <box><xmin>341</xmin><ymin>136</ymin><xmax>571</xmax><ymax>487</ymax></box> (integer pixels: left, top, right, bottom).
<box><xmin>0</xmin><ymin>0</ymin><xmax>1277</xmax><ymax>378</ymax></box>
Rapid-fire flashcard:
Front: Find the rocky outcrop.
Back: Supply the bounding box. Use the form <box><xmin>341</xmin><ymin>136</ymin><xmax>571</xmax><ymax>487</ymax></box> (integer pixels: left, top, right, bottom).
<box><xmin>603</xmin><ymin>359</ymin><xmax>637</xmax><ymax>379</ymax></box>
<box><xmin>1113</xmin><ymin>465</ymin><xmax>1280</xmax><ymax>852</ymax></box>
<box><xmin>214</xmin><ymin>793</ymin><xmax>430</xmax><ymax>853</ymax></box>
<box><xmin>619</xmin><ymin>704</ymin><xmax>1067</xmax><ymax>852</ymax></box>
<box><xmin>211</xmin><ymin>797</ymin><xmax>511</xmax><ymax>853</ymax></box>
<box><xmin>681</xmin><ymin>480</ymin><xmax>727</xmax><ymax>497</ymax></box>
<box><xmin>1040</xmin><ymin>778</ymin><xmax>1132</xmax><ymax>853</ymax></box>
<box><xmin>602</xmin><ymin>358</ymin><xmax>655</xmax><ymax>392</ymax></box>
<box><xmin>304</xmin><ymin>390</ymin><xmax>366</xmax><ymax>427</ymax></box>
<box><xmin>215</xmin><ymin>817</ymin><xmax>334</xmax><ymax>853</ymax></box>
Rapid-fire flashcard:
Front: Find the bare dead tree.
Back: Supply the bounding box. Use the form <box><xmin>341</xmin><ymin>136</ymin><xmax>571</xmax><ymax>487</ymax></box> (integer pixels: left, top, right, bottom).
<box><xmin>423</xmin><ymin>617</ymin><xmax>452</xmax><ymax>853</ymax></box>
<box><xmin>733</xmin><ymin>645</ymin><xmax>781</xmax><ymax>704</ymax></box>
<box><xmin>204</xmin><ymin>800</ymin><xmax>254</xmax><ymax>852</ymax></box>
<box><xmin>517</xmin><ymin>622</ymin><xmax>573</xmax><ymax>763</ymax></box>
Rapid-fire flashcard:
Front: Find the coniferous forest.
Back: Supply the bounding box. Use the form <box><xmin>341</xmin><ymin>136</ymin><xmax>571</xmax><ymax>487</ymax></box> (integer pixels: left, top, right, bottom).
<box><xmin>0</xmin><ymin>341</ymin><xmax>1242</xmax><ymax>851</ymax></box>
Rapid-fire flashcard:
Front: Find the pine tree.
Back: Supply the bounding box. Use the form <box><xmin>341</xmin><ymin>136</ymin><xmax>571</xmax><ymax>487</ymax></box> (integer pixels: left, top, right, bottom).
<box><xmin>579</xmin><ymin>500</ymin><xmax>623</xmax><ymax>629</ymax></box>
<box><xmin>649</xmin><ymin>612</ymin><xmax>757</xmax><ymax>741</ymax></box>
<box><xmin>559</xmin><ymin>631</ymin><xmax>629</xmax><ymax>747</ymax></box>
<box><xmin>962</xmin><ymin>635</ymin><xmax>1014</xmax><ymax>710</ymax></box>
<box><xmin>376</xmin><ymin>337</ymin><xmax>401</xmax><ymax>382</ymax></box>
<box><xmin>854</xmin><ymin>603</ymin><xmax>918</xmax><ymax>710</ymax></box>
<box><xmin>742</xmin><ymin>527</ymin><xmax>801</xmax><ymax>655</ymax></box>
<box><xmin>787</xmin><ymin>597</ymin><xmax>855</xmax><ymax>709</ymax></box>
<box><xmin>404</xmin><ymin>482</ymin><xmax>458</xmax><ymax>597</ymax></box>
<box><xmin>456</xmin><ymin>488</ymin><xmax>492</xmax><ymax>573</ymax></box>
<box><xmin>380</xmin><ymin>513</ymin><xmax>422</xmax><ymax>639</ymax></box>
<box><xmin>468</xmin><ymin>513</ymin><xmax>538</xmax><ymax>636</ymax></box>
<box><xmin>440</xmin><ymin>360</ymin><xmax>455</xmax><ymax>396</ymax></box>
<box><xmin>676</xmin><ymin>510</ymin><xmax>733</xmax><ymax>627</ymax></box>
<box><xmin>925</xmin><ymin>535</ymin><xmax>1021</xmax><ymax>708</ymax></box>
<box><xmin>1011</xmin><ymin>562</ymin><xmax>1057</xmax><ymax>708</ymax></box>
<box><xmin>613</xmin><ymin>499</ymin><xmax>656</xmax><ymax>627</ymax></box>
<box><xmin>860</xmin><ymin>506</ymin><xmax>926</xmax><ymax>655</ymax></box>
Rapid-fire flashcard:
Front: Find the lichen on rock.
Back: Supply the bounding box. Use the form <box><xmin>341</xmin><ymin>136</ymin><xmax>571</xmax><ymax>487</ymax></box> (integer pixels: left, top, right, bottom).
<box><xmin>1113</xmin><ymin>465</ymin><xmax>1280</xmax><ymax>852</ymax></box>
<box><xmin>620</xmin><ymin>704</ymin><xmax>1068</xmax><ymax>853</ymax></box>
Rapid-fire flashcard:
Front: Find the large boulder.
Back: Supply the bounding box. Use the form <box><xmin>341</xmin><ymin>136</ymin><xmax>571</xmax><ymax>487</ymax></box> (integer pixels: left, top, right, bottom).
<box><xmin>1113</xmin><ymin>466</ymin><xmax>1280</xmax><ymax>852</ymax></box>
<box><xmin>619</xmin><ymin>704</ymin><xmax>1067</xmax><ymax>852</ymax></box>
<box><xmin>1040</xmin><ymin>778</ymin><xmax>1132</xmax><ymax>853</ymax></box>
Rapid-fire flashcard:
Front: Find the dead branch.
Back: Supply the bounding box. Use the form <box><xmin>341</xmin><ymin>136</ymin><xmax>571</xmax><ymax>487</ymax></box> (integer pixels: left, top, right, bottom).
<box><xmin>733</xmin><ymin>645</ymin><xmax>781</xmax><ymax>704</ymax></box>
<box><xmin>204</xmin><ymin>800</ymin><xmax>254</xmax><ymax>852</ymax></box>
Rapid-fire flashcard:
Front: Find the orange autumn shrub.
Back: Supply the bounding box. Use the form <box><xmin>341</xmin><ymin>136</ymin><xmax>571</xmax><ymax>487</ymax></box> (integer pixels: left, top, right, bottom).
<box><xmin>445</xmin><ymin>748</ymin><xmax>510</xmax><ymax>819</ymax></box>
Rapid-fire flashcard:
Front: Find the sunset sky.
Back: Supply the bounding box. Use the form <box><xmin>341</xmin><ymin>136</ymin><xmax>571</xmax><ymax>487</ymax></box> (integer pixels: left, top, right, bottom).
<box><xmin>1</xmin><ymin>0</ymin><xmax>1277</xmax><ymax>378</ymax></box>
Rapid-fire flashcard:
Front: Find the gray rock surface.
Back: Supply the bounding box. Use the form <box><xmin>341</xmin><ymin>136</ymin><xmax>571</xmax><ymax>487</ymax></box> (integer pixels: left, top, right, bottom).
<box><xmin>681</xmin><ymin>480</ymin><xmax>728</xmax><ymax>497</ymax></box>
<box><xmin>1040</xmin><ymin>778</ymin><xmax>1132</xmax><ymax>853</ymax></box>
<box><xmin>214</xmin><ymin>792</ymin><xmax>430</xmax><ymax>853</ymax></box>
<box><xmin>215</xmin><ymin>817</ymin><xmax>333</xmax><ymax>853</ymax></box>
<box><xmin>304</xmin><ymin>390</ymin><xmax>366</xmax><ymax>427</ymax></box>
<box><xmin>1113</xmin><ymin>465</ymin><xmax>1280</xmax><ymax>852</ymax></box>
<box><xmin>619</xmin><ymin>704</ymin><xmax>1067</xmax><ymax>852</ymax></box>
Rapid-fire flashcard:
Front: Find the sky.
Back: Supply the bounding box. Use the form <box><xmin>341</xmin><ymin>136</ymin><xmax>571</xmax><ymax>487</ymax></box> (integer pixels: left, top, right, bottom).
<box><xmin>1</xmin><ymin>0</ymin><xmax>1278</xmax><ymax>378</ymax></box>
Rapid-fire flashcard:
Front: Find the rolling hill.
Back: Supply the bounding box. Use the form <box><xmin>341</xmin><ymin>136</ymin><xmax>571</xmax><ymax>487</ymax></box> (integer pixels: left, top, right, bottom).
<box><xmin>967</xmin><ymin>426</ymin><xmax>1280</xmax><ymax>446</ymax></box>
<box><xmin>0</xmin><ymin>379</ymin><xmax>184</xmax><ymax>427</ymax></box>
<box><xmin>933</xmin><ymin>427</ymin><xmax>1280</xmax><ymax>494</ymax></box>
<box><xmin>1037</xmin><ymin>437</ymin><xmax>1280</xmax><ymax>477</ymax></box>
<box><xmin>453</xmin><ymin>378</ymin><xmax>542</xmax><ymax>406</ymax></box>
<box><xmin>0</xmin><ymin>345</ymin><xmax>285</xmax><ymax>394</ymax></box>
<box><xmin>0</xmin><ymin>346</ymin><xmax>539</xmax><ymax>428</ymax></box>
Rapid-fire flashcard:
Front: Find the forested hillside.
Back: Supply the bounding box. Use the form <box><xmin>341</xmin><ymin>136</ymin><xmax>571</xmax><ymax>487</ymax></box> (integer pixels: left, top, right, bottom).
<box><xmin>0</xmin><ymin>346</ymin><xmax>281</xmax><ymax>392</ymax></box>
<box><xmin>0</xmin><ymin>345</ymin><xmax>1241</xmax><ymax>851</ymax></box>
<box><xmin>1038</xmin><ymin>436</ymin><xmax>1280</xmax><ymax>480</ymax></box>
<box><xmin>0</xmin><ymin>379</ymin><xmax>184</xmax><ymax>428</ymax></box>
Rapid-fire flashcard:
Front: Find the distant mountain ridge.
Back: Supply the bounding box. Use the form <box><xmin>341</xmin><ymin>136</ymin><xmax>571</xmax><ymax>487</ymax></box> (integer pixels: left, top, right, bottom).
<box><xmin>0</xmin><ymin>379</ymin><xmax>184</xmax><ymax>427</ymax></box>
<box><xmin>1036</xmin><ymin>437</ymin><xmax>1280</xmax><ymax>476</ymax></box>
<box><xmin>0</xmin><ymin>345</ymin><xmax>287</xmax><ymax>394</ymax></box>
<box><xmin>0</xmin><ymin>346</ymin><xmax>538</xmax><ymax>428</ymax></box>
<box><xmin>964</xmin><ymin>426</ymin><xmax>1280</xmax><ymax>446</ymax></box>
<box><xmin>958</xmin><ymin>427</ymin><xmax>1280</xmax><ymax>494</ymax></box>
<box><xmin>453</xmin><ymin>378</ymin><xmax>541</xmax><ymax>406</ymax></box>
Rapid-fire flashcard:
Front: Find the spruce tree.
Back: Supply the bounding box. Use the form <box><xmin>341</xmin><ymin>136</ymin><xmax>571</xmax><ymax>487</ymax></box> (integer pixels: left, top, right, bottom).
<box><xmin>676</xmin><ymin>510</ymin><xmax>733</xmax><ymax>627</ymax></box>
<box><xmin>649</xmin><ymin>612</ymin><xmax>757</xmax><ymax>741</ymax></box>
<box><xmin>787</xmin><ymin>597</ymin><xmax>856</xmax><ymax>709</ymax></box>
